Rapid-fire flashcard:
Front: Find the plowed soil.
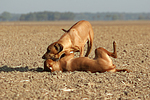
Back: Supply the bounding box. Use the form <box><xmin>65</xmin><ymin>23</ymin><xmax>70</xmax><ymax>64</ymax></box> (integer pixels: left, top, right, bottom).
<box><xmin>0</xmin><ymin>21</ymin><xmax>150</xmax><ymax>100</ymax></box>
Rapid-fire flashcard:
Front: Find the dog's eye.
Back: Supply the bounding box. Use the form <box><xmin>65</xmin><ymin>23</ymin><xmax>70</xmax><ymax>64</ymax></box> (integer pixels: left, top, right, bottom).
<box><xmin>54</xmin><ymin>45</ymin><xmax>58</xmax><ymax>51</ymax></box>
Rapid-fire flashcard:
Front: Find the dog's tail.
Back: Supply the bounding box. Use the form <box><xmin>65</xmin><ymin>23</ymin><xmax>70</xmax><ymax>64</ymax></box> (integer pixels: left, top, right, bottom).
<box><xmin>115</xmin><ymin>69</ymin><xmax>131</xmax><ymax>73</ymax></box>
<box><xmin>62</xmin><ymin>29</ymin><xmax>69</xmax><ymax>32</ymax></box>
<box><xmin>106</xmin><ymin>66</ymin><xmax>131</xmax><ymax>73</ymax></box>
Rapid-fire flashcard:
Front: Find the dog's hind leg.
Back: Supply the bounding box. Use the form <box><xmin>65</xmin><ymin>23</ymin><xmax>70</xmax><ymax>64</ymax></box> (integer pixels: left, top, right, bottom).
<box><xmin>85</xmin><ymin>40</ymin><xmax>91</xmax><ymax>57</ymax></box>
<box><xmin>95</xmin><ymin>41</ymin><xmax>117</xmax><ymax>59</ymax></box>
<box><xmin>85</xmin><ymin>30</ymin><xmax>94</xmax><ymax>57</ymax></box>
<box><xmin>110</xmin><ymin>41</ymin><xmax>117</xmax><ymax>58</ymax></box>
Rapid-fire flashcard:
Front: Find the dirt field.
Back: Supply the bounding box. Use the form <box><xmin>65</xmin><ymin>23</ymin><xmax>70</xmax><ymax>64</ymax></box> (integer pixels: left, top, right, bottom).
<box><xmin>0</xmin><ymin>21</ymin><xmax>150</xmax><ymax>99</ymax></box>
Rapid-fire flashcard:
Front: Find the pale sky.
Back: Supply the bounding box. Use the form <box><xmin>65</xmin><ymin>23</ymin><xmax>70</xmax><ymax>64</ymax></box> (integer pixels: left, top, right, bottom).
<box><xmin>0</xmin><ymin>0</ymin><xmax>150</xmax><ymax>14</ymax></box>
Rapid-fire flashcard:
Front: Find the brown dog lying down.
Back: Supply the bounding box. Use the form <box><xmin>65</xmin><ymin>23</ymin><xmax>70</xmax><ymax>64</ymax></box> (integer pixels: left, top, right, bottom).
<box><xmin>42</xmin><ymin>20</ymin><xmax>94</xmax><ymax>61</ymax></box>
<box><xmin>44</xmin><ymin>41</ymin><xmax>130</xmax><ymax>73</ymax></box>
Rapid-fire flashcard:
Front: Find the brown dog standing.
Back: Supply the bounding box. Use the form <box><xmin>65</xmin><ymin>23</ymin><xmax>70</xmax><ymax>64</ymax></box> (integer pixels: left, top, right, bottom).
<box><xmin>44</xmin><ymin>41</ymin><xmax>130</xmax><ymax>73</ymax></box>
<box><xmin>42</xmin><ymin>20</ymin><xmax>94</xmax><ymax>60</ymax></box>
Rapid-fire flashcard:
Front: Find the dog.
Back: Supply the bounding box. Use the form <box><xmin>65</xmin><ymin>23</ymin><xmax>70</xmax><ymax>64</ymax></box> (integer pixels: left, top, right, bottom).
<box><xmin>42</xmin><ymin>20</ymin><xmax>94</xmax><ymax>60</ymax></box>
<box><xmin>44</xmin><ymin>41</ymin><xmax>130</xmax><ymax>73</ymax></box>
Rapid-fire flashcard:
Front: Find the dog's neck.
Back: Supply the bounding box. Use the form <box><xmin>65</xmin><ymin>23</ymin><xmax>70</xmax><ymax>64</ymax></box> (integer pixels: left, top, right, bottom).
<box><xmin>59</xmin><ymin>53</ymin><xmax>74</xmax><ymax>71</ymax></box>
<box><xmin>57</xmin><ymin>34</ymin><xmax>72</xmax><ymax>49</ymax></box>
<box><xmin>52</xmin><ymin>61</ymin><xmax>62</xmax><ymax>72</ymax></box>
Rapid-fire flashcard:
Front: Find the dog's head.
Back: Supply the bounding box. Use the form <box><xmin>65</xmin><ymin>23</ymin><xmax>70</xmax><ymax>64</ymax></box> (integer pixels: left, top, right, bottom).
<box><xmin>42</xmin><ymin>42</ymin><xmax>63</xmax><ymax>60</ymax></box>
<box><xmin>44</xmin><ymin>59</ymin><xmax>62</xmax><ymax>72</ymax></box>
<box><xmin>44</xmin><ymin>59</ymin><xmax>54</xmax><ymax>72</ymax></box>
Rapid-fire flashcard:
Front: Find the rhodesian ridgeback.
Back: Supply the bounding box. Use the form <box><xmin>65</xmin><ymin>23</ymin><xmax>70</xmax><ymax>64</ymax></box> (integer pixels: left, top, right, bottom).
<box><xmin>44</xmin><ymin>41</ymin><xmax>130</xmax><ymax>73</ymax></box>
<box><xmin>42</xmin><ymin>20</ymin><xmax>94</xmax><ymax>60</ymax></box>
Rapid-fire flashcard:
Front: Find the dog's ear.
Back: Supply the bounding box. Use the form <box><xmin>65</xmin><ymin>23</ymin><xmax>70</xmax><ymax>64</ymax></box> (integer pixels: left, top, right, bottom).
<box><xmin>62</xmin><ymin>29</ymin><xmax>69</xmax><ymax>32</ymax></box>
<box><xmin>54</xmin><ymin>43</ymin><xmax>63</xmax><ymax>53</ymax></box>
<box><xmin>44</xmin><ymin>60</ymin><xmax>53</xmax><ymax>72</ymax></box>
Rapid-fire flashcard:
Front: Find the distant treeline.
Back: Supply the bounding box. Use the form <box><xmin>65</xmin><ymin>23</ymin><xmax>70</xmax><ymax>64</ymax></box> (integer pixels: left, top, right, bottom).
<box><xmin>0</xmin><ymin>11</ymin><xmax>150</xmax><ymax>21</ymax></box>
<box><xmin>20</xmin><ymin>11</ymin><xmax>75</xmax><ymax>21</ymax></box>
<box><xmin>0</xmin><ymin>12</ymin><xmax>20</xmax><ymax>21</ymax></box>
<box><xmin>75</xmin><ymin>12</ymin><xmax>150</xmax><ymax>20</ymax></box>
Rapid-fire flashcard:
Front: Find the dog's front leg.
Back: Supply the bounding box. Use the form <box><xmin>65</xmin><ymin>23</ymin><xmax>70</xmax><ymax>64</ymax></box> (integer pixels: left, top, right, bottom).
<box><xmin>79</xmin><ymin>46</ymin><xmax>84</xmax><ymax>57</ymax></box>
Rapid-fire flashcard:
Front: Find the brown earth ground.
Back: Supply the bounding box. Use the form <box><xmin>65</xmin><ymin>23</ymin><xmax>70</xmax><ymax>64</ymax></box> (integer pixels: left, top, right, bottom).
<box><xmin>0</xmin><ymin>21</ymin><xmax>150</xmax><ymax>100</ymax></box>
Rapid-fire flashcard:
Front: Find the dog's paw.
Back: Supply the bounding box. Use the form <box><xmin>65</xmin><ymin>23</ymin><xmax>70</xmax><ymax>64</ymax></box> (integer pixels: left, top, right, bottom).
<box><xmin>113</xmin><ymin>41</ymin><xmax>116</xmax><ymax>46</ymax></box>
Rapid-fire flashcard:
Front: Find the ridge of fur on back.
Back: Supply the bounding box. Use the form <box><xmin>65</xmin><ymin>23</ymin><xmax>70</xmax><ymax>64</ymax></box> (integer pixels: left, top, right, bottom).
<box><xmin>42</xmin><ymin>20</ymin><xmax>94</xmax><ymax>60</ymax></box>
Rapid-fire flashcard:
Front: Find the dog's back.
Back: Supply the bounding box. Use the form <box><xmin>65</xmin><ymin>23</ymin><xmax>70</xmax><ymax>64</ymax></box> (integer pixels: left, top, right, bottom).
<box><xmin>58</xmin><ymin>20</ymin><xmax>94</xmax><ymax>57</ymax></box>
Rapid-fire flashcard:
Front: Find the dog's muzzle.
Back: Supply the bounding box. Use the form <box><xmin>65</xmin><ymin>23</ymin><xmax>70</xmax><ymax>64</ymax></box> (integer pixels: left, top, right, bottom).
<box><xmin>42</xmin><ymin>55</ymin><xmax>46</xmax><ymax>59</ymax></box>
